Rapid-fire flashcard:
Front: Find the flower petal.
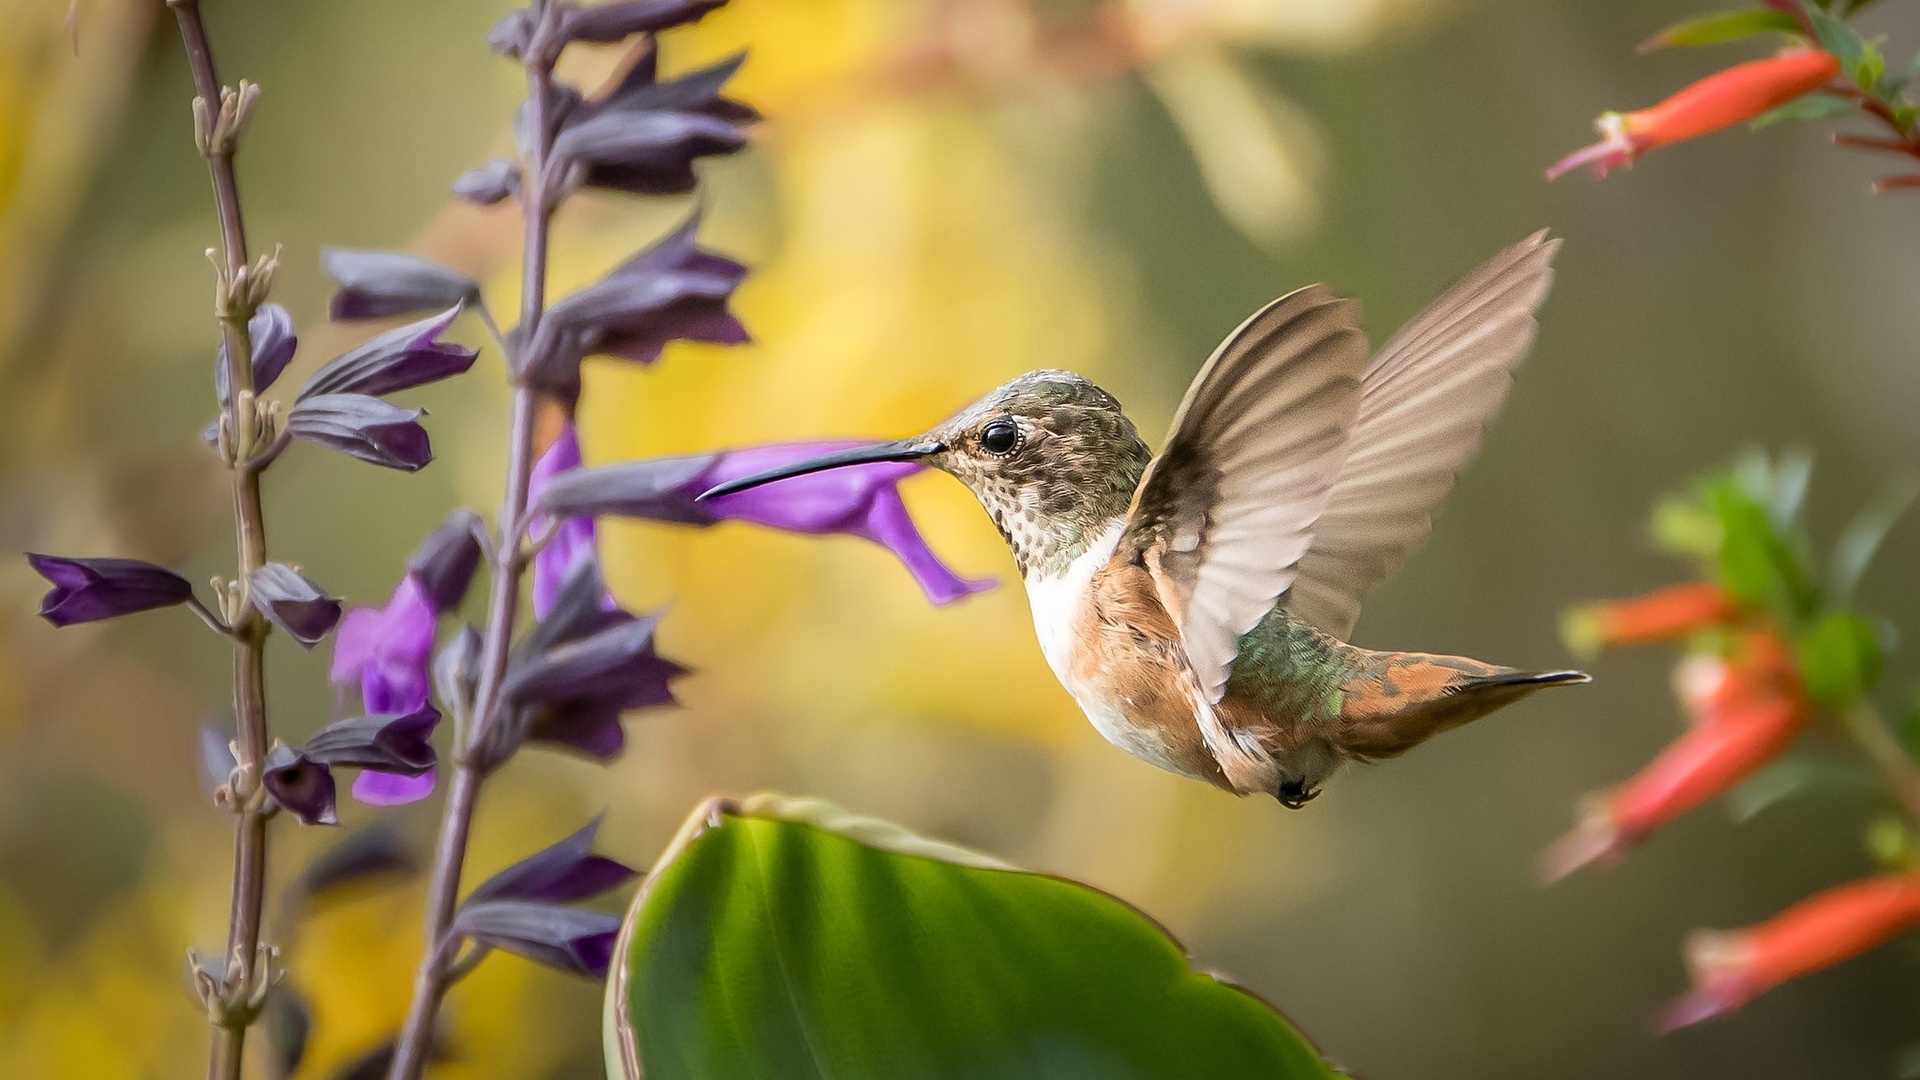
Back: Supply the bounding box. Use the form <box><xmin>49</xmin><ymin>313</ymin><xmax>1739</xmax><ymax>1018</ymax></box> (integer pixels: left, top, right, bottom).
<box><xmin>215</xmin><ymin>303</ymin><xmax>300</xmax><ymax>402</ymax></box>
<box><xmin>27</xmin><ymin>553</ymin><xmax>194</xmax><ymax>626</ymax></box>
<box><xmin>451</xmin><ymin>899</ymin><xmax>621</xmax><ymax>978</ymax></box>
<box><xmin>249</xmin><ymin>562</ymin><xmax>343</xmax><ymax>646</ymax></box>
<box><xmin>262</xmin><ymin>746</ymin><xmax>339</xmax><ymax>826</ymax></box>
<box><xmin>468</xmin><ymin>818</ymin><xmax>638</xmax><ymax>904</ymax></box>
<box><xmin>407</xmin><ymin>510</ymin><xmax>484</xmax><ymax>613</ymax></box>
<box><xmin>300</xmin><ymin>307</ymin><xmax>478</xmax><ymax>400</ymax></box>
<box><xmin>560</xmin><ymin>0</ymin><xmax>729</xmax><ymax>44</ymax></box>
<box><xmin>351</xmin><ymin>770</ymin><xmax>438</xmax><ymax>807</ymax></box>
<box><xmin>322</xmin><ymin>251</ymin><xmax>481</xmax><ymax>322</ymax></box>
<box><xmin>287</xmin><ymin>394</ymin><xmax>434</xmax><ymax>472</ymax></box>
<box><xmin>454</xmin><ymin>160</ymin><xmax>522</xmax><ymax>206</ymax></box>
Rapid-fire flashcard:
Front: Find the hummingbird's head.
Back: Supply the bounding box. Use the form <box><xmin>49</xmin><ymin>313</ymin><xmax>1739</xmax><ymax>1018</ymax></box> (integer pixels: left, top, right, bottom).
<box><xmin>701</xmin><ymin>370</ymin><xmax>1152</xmax><ymax>577</ymax></box>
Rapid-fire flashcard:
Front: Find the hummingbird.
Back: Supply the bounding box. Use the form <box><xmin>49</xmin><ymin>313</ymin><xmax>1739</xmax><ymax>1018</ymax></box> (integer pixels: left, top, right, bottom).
<box><xmin>703</xmin><ymin>232</ymin><xmax>1588</xmax><ymax>808</ymax></box>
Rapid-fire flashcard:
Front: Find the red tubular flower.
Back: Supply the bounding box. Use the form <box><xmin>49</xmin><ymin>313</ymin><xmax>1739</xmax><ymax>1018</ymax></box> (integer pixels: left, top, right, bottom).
<box><xmin>1548</xmin><ymin>49</ymin><xmax>1841</xmax><ymax>180</ymax></box>
<box><xmin>1562</xmin><ymin>582</ymin><xmax>1736</xmax><ymax>656</ymax></box>
<box><xmin>1658</xmin><ymin>875</ymin><xmax>1920</xmax><ymax>1030</ymax></box>
<box><xmin>1541</xmin><ymin>635</ymin><xmax>1806</xmax><ymax>883</ymax></box>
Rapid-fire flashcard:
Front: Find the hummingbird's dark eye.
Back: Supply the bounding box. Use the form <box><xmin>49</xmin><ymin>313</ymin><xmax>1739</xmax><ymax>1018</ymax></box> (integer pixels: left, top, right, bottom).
<box><xmin>980</xmin><ymin>418</ymin><xmax>1020</xmax><ymax>456</ymax></box>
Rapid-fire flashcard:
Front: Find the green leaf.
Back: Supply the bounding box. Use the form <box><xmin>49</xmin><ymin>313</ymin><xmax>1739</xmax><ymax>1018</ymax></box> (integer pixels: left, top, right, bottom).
<box><xmin>606</xmin><ymin>794</ymin><xmax>1344</xmax><ymax>1080</ymax></box>
<box><xmin>1638</xmin><ymin>9</ymin><xmax>1802</xmax><ymax>53</ymax></box>
<box><xmin>1827</xmin><ymin>479</ymin><xmax>1919</xmax><ymax>603</ymax></box>
<box><xmin>1810</xmin><ymin>7</ymin><xmax>1885</xmax><ymax>91</ymax></box>
<box><xmin>1751</xmin><ymin>91</ymin><xmax>1855</xmax><ymax>128</ymax></box>
<box><xmin>1725</xmin><ymin>753</ymin><xmax>1879</xmax><ymax>821</ymax></box>
<box><xmin>1796</xmin><ymin>612</ymin><xmax>1885</xmax><ymax>709</ymax></box>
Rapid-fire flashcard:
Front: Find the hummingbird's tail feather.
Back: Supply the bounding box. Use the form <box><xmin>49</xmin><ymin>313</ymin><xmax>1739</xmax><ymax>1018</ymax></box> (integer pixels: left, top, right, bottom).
<box><xmin>1335</xmin><ymin>652</ymin><xmax>1589</xmax><ymax>761</ymax></box>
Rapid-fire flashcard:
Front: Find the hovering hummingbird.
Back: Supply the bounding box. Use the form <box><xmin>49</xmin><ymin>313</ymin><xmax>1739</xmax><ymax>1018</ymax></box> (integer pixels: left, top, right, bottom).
<box><xmin>703</xmin><ymin>232</ymin><xmax>1588</xmax><ymax>807</ymax></box>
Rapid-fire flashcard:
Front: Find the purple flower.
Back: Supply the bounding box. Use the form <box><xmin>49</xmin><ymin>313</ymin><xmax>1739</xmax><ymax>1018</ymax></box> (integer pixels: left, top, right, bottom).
<box><xmin>479</xmin><ymin>563</ymin><xmax>685</xmax><ymax>769</ymax></box>
<box><xmin>450</xmin><ymin>899</ymin><xmax>621</xmax><ymax>979</ymax></box>
<box><xmin>467</xmin><ymin>818</ymin><xmax>637</xmax><ymax>904</ymax></box>
<box><xmin>215</xmin><ymin>303</ymin><xmax>299</xmax><ymax>401</ymax></box>
<box><xmin>262</xmin><ymin>745</ymin><xmax>339</xmax><ymax>827</ymax></box>
<box><xmin>300</xmin><ymin>306</ymin><xmax>478</xmax><ymax>399</ymax></box>
<box><xmin>249</xmin><ymin>562</ymin><xmax>342</xmax><ymax>647</ymax></box>
<box><xmin>534</xmin><ymin>440</ymin><xmax>994</xmax><ymax>605</ymax></box>
<box><xmin>286</xmin><ymin>394</ymin><xmax>434</xmax><ymax>472</ymax></box>
<box><xmin>554</xmin><ymin>53</ymin><xmax>757</xmax><ymax>198</ymax></box>
<box><xmin>523</xmin><ymin>214</ymin><xmax>747</xmax><ymax>402</ymax></box>
<box><xmin>264</xmin><ymin>706</ymin><xmax>443</xmax><ymax>822</ymax></box>
<box><xmin>321</xmin><ymin>252</ymin><xmax>480</xmax><ymax>323</ymax></box>
<box><xmin>27</xmin><ymin>554</ymin><xmax>195</xmax><ymax>626</ymax></box>
<box><xmin>528</xmin><ymin>424</ymin><xmax>603</xmax><ymax>619</ymax></box>
<box><xmin>561</xmin><ymin>0</ymin><xmax>730</xmax><ymax>45</ymax></box>
<box><xmin>333</xmin><ymin>575</ymin><xmax>436</xmax><ymax>714</ymax></box>
<box><xmin>454</xmin><ymin>160</ymin><xmax>521</xmax><ymax>206</ymax></box>
<box><xmin>329</xmin><ymin>515</ymin><xmax>483</xmax><ymax>804</ymax></box>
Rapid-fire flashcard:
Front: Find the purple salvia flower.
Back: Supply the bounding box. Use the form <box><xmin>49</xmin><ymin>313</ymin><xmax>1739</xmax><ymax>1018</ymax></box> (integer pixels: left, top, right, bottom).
<box><xmin>322</xmin><ymin>251</ymin><xmax>480</xmax><ymax>323</ymax></box>
<box><xmin>268</xmin><ymin>707</ymin><xmax>442</xmax><ymax>818</ymax></box>
<box><xmin>248</xmin><ymin>562</ymin><xmax>342</xmax><ymax>647</ymax></box>
<box><xmin>528</xmin><ymin>424</ymin><xmax>602</xmax><ymax>619</ymax></box>
<box><xmin>523</xmin><ymin>214</ymin><xmax>747</xmax><ymax>402</ymax></box>
<box><xmin>330</xmin><ymin>513</ymin><xmax>484</xmax><ymax>804</ymax></box>
<box><xmin>533</xmin><ymin>440</ymin><xmax>994</xmax><ymax>605</ymax></box>
<box><xmin>215</xmin><ymin>303</ymin><xmax>299</xmax><ymax>401</ymax></box>
<box><xmin>299</xmin><ymin>306</ymin><xmax>478</xmax><ymax>400</ymax></box>
<box><xmin>454</xmin><ymin>160</ymin><xmax>521</xmax><ymax>206</ymax></box>
<box><xmin>333</xmin><ymin>576</ymin><xmax>436</xmax><ymax>713</ymax></box>
<box><xmin>556</xmin><ymin>52</ymin><xmax>757</xmax><ymax>198</ymax></box>
<box><xmin>450</xmin><ymin>899</ymin><xmax>621</xmax><ymax>979</ymax></box>
<box><xmin>478</xmin><ymin>564</ymin><xmax>685</xmax><ymax>769</ymax></box>
<box><xmin>262</xmin><ymin>745</ymin><xmax>340</xmax><ymax>827</ymax></box>
<box><xmin>302</xmin><ymin>705</ymin><xmax>440</xmax><ymax>775</ymax></box>
<box><xmin>467</xmin><ymin>818</ymin><xmax>637</xmax><ymax>904</ymax></box>
<box><xmin>560</xmin><ymin>0</ymin><xmax>730</xmax><ymax>45</ymax></box>
<box><xmin>406</xmin><ymin>509</ymin><xmax>484</xmax><ymax>613</ymax></box>
<box><xmin>27</xmin><ymin>554</ymin><xmax>195</xmax><ymax>626</ymax></box>
<box><xmin>286</xmin><ymin>394</ymin><xmax>434</xmax><ymax>472</ymax></box>
<box><xmin>352</xmin><ymin>770</ymin><xmax>437</xmax><ymax>807</ymax></box>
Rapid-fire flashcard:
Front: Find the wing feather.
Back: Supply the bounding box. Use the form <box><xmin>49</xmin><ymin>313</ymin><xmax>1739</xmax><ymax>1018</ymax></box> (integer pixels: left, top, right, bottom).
<box><xmin>1285</xmin><ymin>231</ymin><xmax>1561</xmax><ymax>638</ymax></box>
<box><xmin>1120</xmin><ymin>285</ymin><xmax>1369</xmax><ymax>702</ymax></box>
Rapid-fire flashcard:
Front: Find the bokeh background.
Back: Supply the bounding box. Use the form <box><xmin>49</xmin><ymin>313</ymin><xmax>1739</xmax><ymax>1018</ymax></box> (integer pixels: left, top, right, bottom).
<box><xmin>6</xmin><ymin>0</ymin><xmax>1920</xmax><ymax>1076</ymax></box>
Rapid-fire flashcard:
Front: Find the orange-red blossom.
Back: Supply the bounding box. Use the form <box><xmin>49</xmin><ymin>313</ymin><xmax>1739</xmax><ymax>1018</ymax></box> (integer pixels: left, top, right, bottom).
<box><xmin>1563</xmin><ymin>582</ymin><xmax>1737</xmax><ymax>655</ymax></box>
<box><xmin>1548</xmin><ymin>49</ymin><xmax>1841</xmax><ymax>180</ymax></box>
<box><xmin>1658</xmin><ymin>874</ymin><xmax>1920</xmax><ymax>1030</ymax></box>
<box><xmin>1540</xmin><ymin>634</ymin><xmax>1806</xmax><ymax>883</ymax></box>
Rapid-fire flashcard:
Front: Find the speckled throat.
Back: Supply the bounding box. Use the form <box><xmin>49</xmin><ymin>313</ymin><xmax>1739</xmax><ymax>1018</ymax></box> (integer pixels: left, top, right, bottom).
<box><xmin>966</xmin><ymin>424</ymin><xmax>1148</xmax><ymax>580</ymax></box>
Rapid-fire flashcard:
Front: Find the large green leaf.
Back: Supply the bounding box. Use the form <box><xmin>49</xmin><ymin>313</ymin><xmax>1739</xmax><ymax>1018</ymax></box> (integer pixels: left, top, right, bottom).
<box><xmin>606</xmin><ymin>794</ymin><xmax>1343</xmax><ymax>1080</ymax></box>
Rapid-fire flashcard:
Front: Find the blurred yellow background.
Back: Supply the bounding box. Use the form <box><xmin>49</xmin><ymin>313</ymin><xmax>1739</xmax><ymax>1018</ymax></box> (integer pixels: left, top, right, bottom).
<box><xmin>5</xmin><ymin>0</ymin><xmax>1920</xmax><ymax>1076</ymax></box>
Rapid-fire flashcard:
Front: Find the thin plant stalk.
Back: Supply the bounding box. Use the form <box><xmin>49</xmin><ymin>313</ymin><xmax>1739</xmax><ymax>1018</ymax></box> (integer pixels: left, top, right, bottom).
<box><xmin>387</xmin><ymin>16</ymin><xmax>557</xmax><ymax>1078</ymax></box>
<box><xmin>167</xmin><ymin>1</ymin><xmax>278</xmax><ymax>1077</ymax></box>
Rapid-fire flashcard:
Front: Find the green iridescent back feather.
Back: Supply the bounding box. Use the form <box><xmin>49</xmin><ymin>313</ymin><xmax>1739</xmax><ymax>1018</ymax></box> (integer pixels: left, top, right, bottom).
<box><xmin>1223</xmin><ymin>607</ymin><xmax>1358</xmax><ymax>727</ymax></box>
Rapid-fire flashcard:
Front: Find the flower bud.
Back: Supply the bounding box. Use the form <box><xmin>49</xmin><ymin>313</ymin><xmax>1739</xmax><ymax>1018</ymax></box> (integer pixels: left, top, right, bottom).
<box><xmin>1658</xmin><ymin>875</ymin><xmax>1920</xmax><ymax>1030</ymax></box>
<box><xmin>1540</xmin><ymin>690</ymin><xmax>1805</xmax><ymax>882</ymax></box>
<box><xmin>27</xmin><ymin>554</ymin><xmax>195</xmax><ymax>626</ymax></box>
<box><xmin>1561</xmin><ymin>582</ymin><xmax>1735</xmax><ymax>657</ymax></box>
<box><xmin>249</xmin><ymin>563</ymin><xmax>342</xmax><ymax>647</ymax></box>
<box><xmin>1548</xmin><ymin>50</ymin><xmax>1841</xmax><ymax>180</ymax></box>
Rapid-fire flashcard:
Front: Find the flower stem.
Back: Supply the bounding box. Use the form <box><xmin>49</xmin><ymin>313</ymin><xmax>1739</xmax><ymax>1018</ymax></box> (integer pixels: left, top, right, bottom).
<box><xmin>1841</xmin><ymin>701</ymin><xmax>1920</xmax><ymax>828</ymax></box>
<box><xmin>387</xmin><ymin>25</ymin><xmax>558</xmax><ymax>1080</ymax></box>
<box><xmin>167</xmin><ymin>2</ymin><xmax>277</xmax><ymax>1078</ymax></box>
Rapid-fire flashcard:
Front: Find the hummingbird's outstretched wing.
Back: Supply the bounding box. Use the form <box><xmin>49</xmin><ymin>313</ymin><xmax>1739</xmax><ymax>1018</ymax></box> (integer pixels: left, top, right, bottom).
<box><xmin>1283</xmin><ymin>231</ymin><xmax>1560</xmax><ymax>640</ymax></box>
<box><xmin>1118</xmin><ymin>285</ymin><xmax>1369</xmax><ymax>703</ymax></box>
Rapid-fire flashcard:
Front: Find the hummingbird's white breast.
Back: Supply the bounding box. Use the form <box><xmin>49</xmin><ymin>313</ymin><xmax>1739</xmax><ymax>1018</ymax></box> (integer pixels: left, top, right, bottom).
<box><xmin>1024</xmin><ymin>521</ymin><xmax>1205</xmax><ymax>779</ymax></box>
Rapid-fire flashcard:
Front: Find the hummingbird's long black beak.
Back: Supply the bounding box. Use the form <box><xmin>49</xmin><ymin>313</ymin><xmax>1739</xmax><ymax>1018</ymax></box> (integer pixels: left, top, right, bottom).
<box><xmin>696</xmin><ymin>438</ymin><xmax>946</xmax><ymax>500</ymax></box>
